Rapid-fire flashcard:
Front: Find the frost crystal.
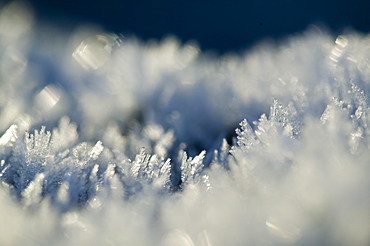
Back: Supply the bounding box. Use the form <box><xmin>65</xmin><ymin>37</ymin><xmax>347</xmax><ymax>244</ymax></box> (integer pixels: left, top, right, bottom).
<box><xmin>180</xmin><ymin>150</ymin><xmax>206</xmax><ymax>186</ymax></box>
<box><xmin>235</xmin><ymin>119</ymin><xmax>258</xmax><ymax>151</ymax></box>
<box><xmin>0</xmin><ymin>5</ymin><xmax>369</xmax><ymax>245</ymax></box>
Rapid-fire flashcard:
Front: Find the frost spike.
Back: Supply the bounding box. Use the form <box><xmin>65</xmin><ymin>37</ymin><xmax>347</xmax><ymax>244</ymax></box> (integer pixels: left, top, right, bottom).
<box><xmin>0</xmin><ymin>124</ymin><xmax>18</xmax><ymax>145</ymax></box>
<box><xmin>89</xmin><ymin>141</ymin><xmax>104</xmax><ymax>160</ymax></box>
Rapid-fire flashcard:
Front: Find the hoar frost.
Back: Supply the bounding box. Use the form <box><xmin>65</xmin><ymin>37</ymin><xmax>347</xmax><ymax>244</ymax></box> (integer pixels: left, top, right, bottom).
<box><xmin>0</xmin><ymin>2</ymin><xmax>369</xmax><ymax>245</ymax></box>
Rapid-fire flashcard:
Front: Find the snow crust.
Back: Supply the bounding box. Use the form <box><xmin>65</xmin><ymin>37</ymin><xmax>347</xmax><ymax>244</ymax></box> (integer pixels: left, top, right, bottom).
<box><xmin>0</xmin><ymin>1</ymin><xmax>370</xmax><ymax>245</ymax></box>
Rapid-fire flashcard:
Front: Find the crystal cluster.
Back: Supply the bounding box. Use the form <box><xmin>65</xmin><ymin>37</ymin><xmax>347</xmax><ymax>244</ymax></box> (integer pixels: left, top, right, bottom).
<box><xmin>0</xmin><ymin>1</ymin><xmax>370</xmax><ymax>245</ymax></box>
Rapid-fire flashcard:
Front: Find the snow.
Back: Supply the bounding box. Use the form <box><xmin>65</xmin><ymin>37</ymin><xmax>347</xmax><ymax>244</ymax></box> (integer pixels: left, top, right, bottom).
<box><xmin>0</xmin><ymin>1</ymin><xmax>369</xmax><ymax>245</ymax></box>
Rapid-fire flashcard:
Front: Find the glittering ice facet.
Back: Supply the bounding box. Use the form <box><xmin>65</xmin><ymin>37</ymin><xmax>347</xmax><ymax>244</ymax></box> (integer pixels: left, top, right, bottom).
<box><xmin>72</xmin><ymin>33</ymin><xmax>121</xmax><ymax>71</ymax></box>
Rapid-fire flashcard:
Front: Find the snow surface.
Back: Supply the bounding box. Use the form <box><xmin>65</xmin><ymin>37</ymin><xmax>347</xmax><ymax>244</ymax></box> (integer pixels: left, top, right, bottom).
<box><xmin>0</xmin><ymin>1</ymin><xmax>370</xmax><ymax>245</ymax></box>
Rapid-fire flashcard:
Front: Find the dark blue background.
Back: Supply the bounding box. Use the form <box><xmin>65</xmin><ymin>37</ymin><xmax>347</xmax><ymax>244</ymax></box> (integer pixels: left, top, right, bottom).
<box><xmin>25</xmin><ymin>0</ymin><xmax>370</xmax><ymax>52</ymax></box>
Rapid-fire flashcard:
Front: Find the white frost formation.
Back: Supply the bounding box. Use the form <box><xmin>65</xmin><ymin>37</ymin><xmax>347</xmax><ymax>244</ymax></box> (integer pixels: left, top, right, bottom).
<box><xmin>0</xmin><ymin>1</ymin><xmax>369</xmax><ymax>245</ymax></box>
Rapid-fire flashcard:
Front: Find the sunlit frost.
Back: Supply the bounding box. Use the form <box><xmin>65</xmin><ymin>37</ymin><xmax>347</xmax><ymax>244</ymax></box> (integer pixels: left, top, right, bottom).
<box><xmin>72</xmin><ymin>33</ymin><xmax>121</xmax><ymax>71</ymax></box>
<box><xmin>0</xmin><ymin>10</ymin><xmax>368</xmax><ymax>245</ymax></box>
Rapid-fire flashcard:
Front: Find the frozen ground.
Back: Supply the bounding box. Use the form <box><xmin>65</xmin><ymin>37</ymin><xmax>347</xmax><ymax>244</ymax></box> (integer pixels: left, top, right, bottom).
<box><xmin>0</xmin><ymin>1</ymin><xmax>370</xmax><ymax>245</ymax></box>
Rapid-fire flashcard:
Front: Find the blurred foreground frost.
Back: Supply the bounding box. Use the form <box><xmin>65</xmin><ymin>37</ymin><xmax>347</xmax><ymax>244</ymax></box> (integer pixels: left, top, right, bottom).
<box><xmin>0</xmin><ymin>1</ymin><xmax>370</xmax><ymax>245</ymax></box>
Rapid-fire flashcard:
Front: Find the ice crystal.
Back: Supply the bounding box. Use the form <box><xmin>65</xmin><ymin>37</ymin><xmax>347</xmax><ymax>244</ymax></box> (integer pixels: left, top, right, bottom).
<box><xmin>180</xmin><ymin>150</ymin><xmax>206</xmax><ymax>187</ymax></box>
<box><xmin>0</xmin><ymin>2</ymin><xmax>369</xmax><ymax>245</ymax></box>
